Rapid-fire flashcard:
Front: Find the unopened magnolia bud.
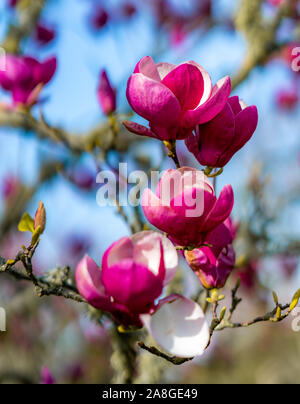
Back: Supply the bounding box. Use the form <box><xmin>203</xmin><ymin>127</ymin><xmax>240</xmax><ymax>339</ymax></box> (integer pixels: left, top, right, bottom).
<box><xmin>34</xmin><ymin>201</ymin><xmax>46</xmax><ymax>234</ymax></box>
<box><xmin>97</xmin><ymin>70</ymin><xmax>116</xmax><ymax>115</ymax></box>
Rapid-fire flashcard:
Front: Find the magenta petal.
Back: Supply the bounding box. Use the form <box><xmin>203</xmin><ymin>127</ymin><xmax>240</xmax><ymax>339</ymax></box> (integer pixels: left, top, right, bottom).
<box><xmin>191</xmin><ymin>102</ymin><xmax>235</xmax><ymax>167</ymax></box>
<box><xmin>228</xmin><ymin>96</ymin><xmax>242</xmax><ymax>116</ymax></box>
<box><xmin>134</xmin><ymin>56</ymin><xmax>161</xmax><ymax>82</ymax></box>
<box><xmin>182</xmin><ymin>76</ymin><xmax>231</xmax><ymax>128</ymax></box>
<box><xmin>126</xmin><ymin>73</ymin><xmax>181</xmax><ymax>127</ymax></box>
<box><xmin>170</xmin><ymin>188</ymin><xmax>216</xmax><ymax>222</ymax></box>
<box><xmin>204</xmin><ymin>221</ymin><xmax>234</xmax><ymax>257</ymax></box>
<box><xmin>102</xmin><ymin>237</ymin><xmax>133</xmax><ymax>270</ymax></box>
<box><xmin>0</xmin><ymin>55</ymin><xmax>31</xmax><ymax>90</ymax></box>
<box><xmin>102</xmin><ymin>259</ymin><xmax>164</xmax><ymax>314</ymax></box>
<box><xmin>75</xmin><ymin>255</ymin><xmax>113</xmax><ymax>311</ymax></box>
<box><xmin>203</xmin><ymin>185</ymin><xmax>234</xmax><ymax>233</ymax></box>
<box><xmin>123</xmin><ymin>120</ymin><xmax>159</xmax><ymax>139</ymax></box>
<box><xmin>162</xmin><ymin>63</ymin><xmax>204</xmax><ymax>111</ymax></box>
<box><xmin>230</xmin><ymin>106</ymin><xmax>258</xmax><ymax>154</ymax></box>
<box><xmin>142</xmin><ymin>189</ymin><xmax>181</xmax><ymax>235</ymax></box>
<box><xmin>33</xmin><ymin>57</ymin><xmax>57</xmax><ymax>85</ymax></box>
<box><xmin>187</xmin><ymin>61</ymin><xmax>212</xmax><ymax>104</ymax></box>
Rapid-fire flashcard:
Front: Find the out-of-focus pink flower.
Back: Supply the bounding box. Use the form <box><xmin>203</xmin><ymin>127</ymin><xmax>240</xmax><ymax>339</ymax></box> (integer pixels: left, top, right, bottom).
<box><xmin>2</xmin><ymin>175</ymin><xmax>20</xmax><ymax>200</ymax></box>
<box><xmin>282</xmin><ymin>42</ymin><xmax>300</xmax><ymax>73</ymax></box>
<box><xmin>76</xmin><ymin>231</ymin><xmax>177</xmax><ymax>327</ymax></box>
<box><xmin>97</xmin><ymin>70</ymin><xmax>116</xmax><ymax>115</ymax></box>
<box><xmin>0</xmin><ymin>54</ymin><xmax>56</xmax><ymax>107</ymax></box>
<box><xmin>122</xmin><ymin>2</ymin><xmax>137</xmax><ymax>19</ymax></box>
<box><xmin>41</xmin><ymin>366</ymin><xmax>56</xmax><ymax>384</ymax></box>
<box><xmin>196</xmin><ymin>0</ymin><xmax>212</xmax><ymax>20</ymax></box>
<box><xmin>279</xmin><ymin>255</ymin><xmax>298</xmax><ymax>278</ymax></box>
<box><xmin>124</xmin><ymin>56</ymin><xmax>231</xmax><ymax>141</ymax></box>
<box><xmin>185</xmin><ymin>219</ymin><xmax>236</xmax><ymax>289</ymax></box>
<box><xmin>8</xmin><ymin>0</ymin><xmax>19</xmax><ymax>7</ymax></box>
<box><xmin>151</xmin><ymin>0</ymin><xmax>170</xmax><ymax>26</ymax></box>
<box><xmin>142</xmin><ymin>167</ymin><xmax>234</xmax><ymax>247</ymax></box>
<box><xmin>91</xmin><ymin>7</ymin><xmax>109</xmax><ymax>30</ymax></box>
<box><xmin>35</xmin><ymin>22</ymin><xmax>56</xmax><ymax>46</ymax></box>
<box><xmin>69</xmin><ymin>165</ymin><xmax>96</xmax><ymax>191</ymax></box>
<box><xmin>236</xmin><ymin>261</ymin><xmax>258</xmax><ymax>291</ymax></box>
<box><xmin>66</xmin><ymin>234</ymin><xmax>91</xmax><ymax>262</ymax></box>
<box><xmin>170</xmin><ymin>22</ymin><xmax>186</xmax><ymax>47</ymax></box>
<box><xmin>267</xmin><ymin>0</ymin><xmax>286</xmax><ymax>6</ymax></box>
<box><xmin>186</xmin><ymin>96</ymin><xmax>258</xmax><ymax>168</ymax></box>
<box><xmin>64</xmin><ymin>363</ymin><xmax>84</xmax><ymax>383</ymax></box>
<box><xmin>276</xmin><ymin>88</ymin><xmax>299</xmax><ymax>110</ymax></box>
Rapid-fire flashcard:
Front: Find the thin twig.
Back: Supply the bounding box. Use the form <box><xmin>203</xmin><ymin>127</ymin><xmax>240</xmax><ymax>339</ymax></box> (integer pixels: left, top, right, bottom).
<box><xmin>137</xmin><ymin>342</ymin><xmax>193</xmax><ymax>365</ymax></box>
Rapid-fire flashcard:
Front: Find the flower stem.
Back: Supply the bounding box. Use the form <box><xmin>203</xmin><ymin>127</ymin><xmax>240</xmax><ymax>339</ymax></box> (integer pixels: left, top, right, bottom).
<box><xmin>164</xmin><ymin>140</ymin><xmax>180</xmax><ymax>169</ymax></box>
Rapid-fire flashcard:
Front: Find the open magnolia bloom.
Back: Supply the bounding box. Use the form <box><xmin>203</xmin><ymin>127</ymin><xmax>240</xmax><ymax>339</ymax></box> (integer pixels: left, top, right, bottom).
<box><xmin>0</xmin><ymin>54</ymin><xmax>57</xmax><ymax>107</ymax></box>
<box><xmin>76</xmin><ymin>230</ymin><xmax>210</xmax><ymax>357</ymax></box>
<box><xmin>124</xmin><ymin>56</ymin><xmax>231</xmax><ymax>141</ymax></box>
<box><xmin>185</xmin><ymin>96</ymin><xmax>258</xmax><ymax>168</ymax></box>
<box><xmin>142</xmin><ymin>167</ymin><xmax>234</xmax><ymax>247</ymax></box>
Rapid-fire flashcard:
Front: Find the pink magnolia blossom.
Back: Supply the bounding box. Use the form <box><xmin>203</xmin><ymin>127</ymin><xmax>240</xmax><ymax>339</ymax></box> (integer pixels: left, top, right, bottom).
<box><xmin>122</xmin><ymin>2</ymin><xmax>137</xmax><ymax>19</ymax></box>
<box><xmin>76</xmin><ymin>231</ymin><xmax>178</xmax><ymax>327</ymax></box>
<box><xmin>91</xmin><ymin>7</ymin><xmax>109</xmax><ymax>30</ymax></box>
<box><xmin>8</xmin><ymin>0</ymin><xmax>19</xmax><ymax>7</ymax></box>
<box><xmin>184</xmin><ymin>218</ymin><xmax>236</xmax><ymax>289</ymax></box>
<box><xmin>142</xmin><ymin>167</ymin><xmax>234</xmax><ymax>247</ymax></box>
<box><xmin>267</xmin><ymin>0</ymin><xmax>286</xmax><ymax>6</ymax></box>
<box><xmin>2</xmin><ymin>175</ymin><xmax>20</xmax><ymax>200</ymax></box>
<box><xmin>235</xmin><ymin>261</ymin><xmax>258</xmax><ymax>291</ymax></box>
<box><xmin>35</xmin><ymin>23</ymin><xmax>56</xmax><ymax>46</ymax></box>
<box><xmin>282</xmin><ymin>42</ymin><xmax>300</xmax><ymax>73</ymax></box>
<box><xmin>0</xmin><ymin>54</ymin><xmax>56</xmax><ymax>107</ymax></box>
<box><xmin>41</xmin><ymin>366</ymin><xmax>56</xmax><ymax>384</ymax></box>
<box><xmin>76</xmin><ymin>231</ymin><xmax>210</xmax><ymax>357</ymax></box>
<box><xmin>97</xmin><ymin>70</ymin><xmax>116</xmax><ymax>115</ymax></box>
<box><xmin>124</xmin><ymin>56</ymin><xmax>231</xmax><ymax>141</ymax></box>
<box><xmin>276</xmin><ymin>88</ymin><xmax>299</xmax><ymax>111</ymax></box>
<box><xmin>279</xmin><ymin>255</ymin><xmax>298</xmax><ymax>278</ymax></box>
<box><xmin>185</xmin><ymin>96</ymin><xmax>258</xmax><ymax>168</ymax></box>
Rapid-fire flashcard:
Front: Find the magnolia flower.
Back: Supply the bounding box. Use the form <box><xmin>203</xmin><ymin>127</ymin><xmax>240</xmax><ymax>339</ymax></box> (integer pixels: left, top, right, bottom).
<box><xmin>8</xmin><ymin>0</ymin><xmax>19</xmax><ymax>7</ymax></box>
<box><xmin>91</xmin><ymin>7</ymin><xmax>109</xmax><ymax>30</ymax></box>
<box><xmin>142</xmin><ymin>167</ymin><xmax>234</xmax><ymax>247</ymax></box>
<box><xmin>2</xmin><ymin>175</ymin><xmax>20</xmax><ymax>200</ymax></box>
<box><xmin>124</xmin><ymin>56</ymin><xmax>231</xmax><ymax>141</ymax></box>
<box><xmin>76</xmin><ymin>231</ymin><xmax>210</xmax><ymax>357</ymax></box>
<box><xmin>276</xmin><ymin>89</ymin><xmax>299</xmax><ymax>111</ymax></box>
<box><xmin>35</xmin><ymin>23</ymin><xmax>56</xmax><ymax>46</ymax></box>
<box><xmin>267</xmin><ymin>0</ymin><xmax>285</xmax><ymax>6</ymax></box>
<box><xmin>76</xmin><ymin>231</ymin><xmax>177</xmax><ymax>327</ymax></box>
<box><xmin>0</xmin><ymin>54</ymin><xmax>56</xmax><ymax>107</ymax></box>
<box><xmin>41</xmin><ymin>366</ymin><xmax>56</xmax><ymax>384</ymax></box>
<box><xmin>185</xmin><ymin>96</ymin><xmax>258</xmax><ymax>168</ymax></box>
<box><xmin>185</xmin><ymin>219</ymin><xmax>236</xmax><ymax>289</ymax></box>
<box><xmin>97</xmin><ymin>70</ymin><xmax>116</xmax><ymax>115</ymax></box>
